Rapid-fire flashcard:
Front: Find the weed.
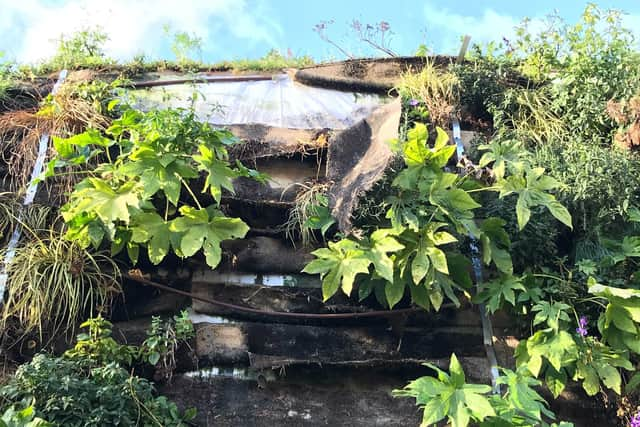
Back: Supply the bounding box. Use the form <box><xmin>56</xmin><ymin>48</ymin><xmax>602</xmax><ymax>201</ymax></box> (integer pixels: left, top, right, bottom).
<box><xmin>141</xmin><ymin>311</ymin><xmax>194</xmax><ymax>383</ymax></box>
<box><xmin>37</xmin><ymin>28</ymin><xmax>114</xmax><ymax>73</ymax></box>
<box><xmin>283</xmin><ymin>182</ymin><xmax>333</xmax><ymax>247</ymax></box>
<box><xmin>493</xmin><ymin>87</ymin><xmax>568</xmax><ymax>146</ymax></box>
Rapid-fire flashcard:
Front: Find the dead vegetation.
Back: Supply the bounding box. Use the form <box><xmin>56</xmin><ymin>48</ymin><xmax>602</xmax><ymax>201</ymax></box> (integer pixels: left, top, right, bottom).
<box><xmin>607</xmin><ymin>96</ymin><xmax>640</xmax><ymax>150</ymax></box>
<box><xmin>0</xmin><ymin>76</ymin><xmax>114</xmax><ymax>201</ymax></box>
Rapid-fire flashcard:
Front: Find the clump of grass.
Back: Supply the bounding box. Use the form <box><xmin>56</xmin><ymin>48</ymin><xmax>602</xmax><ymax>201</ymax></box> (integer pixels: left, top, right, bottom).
<box><xmin>493</xmin><ymin>87</ymin><xmax>568</xmax><ymax>146</ymax></box>
<box><xmin>0</xmin><ymin>192</ymin><xmax>51</xmax><ymax>244</ymax></box>
<box><xmin>396</xmin><ymin>61</ymin><xmax>460</xmax><ymax>127</ymax></box>
<box><xmin>1</xmin><ymin>230</ymin><xmax>121</xmax><ymax>343</ymax></box>
<box><xmin>214</xmin><ymin>49</ymin><xmax>314</xmax><ymax>72</ymax></box>
<box><xmin>283</xmin><ymin>182</ymin><xmax>330</xmax><ymax>247</ymax></box>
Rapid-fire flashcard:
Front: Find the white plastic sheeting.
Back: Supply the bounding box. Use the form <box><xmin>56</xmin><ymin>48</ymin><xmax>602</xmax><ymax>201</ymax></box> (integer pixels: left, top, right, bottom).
<box><xmin>133</xmin><ymin>74</ymin><xmax>385</xmax><ymax>129</ymax></box>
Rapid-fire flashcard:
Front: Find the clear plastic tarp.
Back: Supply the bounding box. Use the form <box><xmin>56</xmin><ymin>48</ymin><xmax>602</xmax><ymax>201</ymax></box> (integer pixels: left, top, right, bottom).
<box><xmin>132</xmin><ymin>74</ymin><xmax>386</xmax><ymax>129</ymax></box>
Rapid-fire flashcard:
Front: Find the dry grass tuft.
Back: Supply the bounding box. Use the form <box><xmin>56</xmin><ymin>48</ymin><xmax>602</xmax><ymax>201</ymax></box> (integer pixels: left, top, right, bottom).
<box><xmin>396</xmin><ymin>61</ymin><xmax>460</xmax><ymax>127</ymax></box>
<box><xmin>0</xmin><ymin>79</ymin><xmax>112</xmax><ymax>199</ymax></box>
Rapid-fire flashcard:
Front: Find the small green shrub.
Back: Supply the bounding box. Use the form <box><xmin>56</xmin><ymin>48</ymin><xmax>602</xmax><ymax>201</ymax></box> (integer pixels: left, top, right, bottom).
<box><xmin>39</xmin><ymin>28</ymin><xmax>114</xmax><ymax>72</ymax></box>
<box><xmin>48</xmin><ymin>104</ymin><xmax>260</xmax><ymax>270</ymax></box>
<box><xmin>394</xmin><ymin>354</ymin><xmax>572</xmax><ymax>427</ymax></box>
<box><xmin>141</xmin><ymin>311</ymin><xmax>195</xmax><ymax>382</ymax></box>
<box><xmin>64</xmin><ymin>316</ymin><xmax>138</xmax><ymax>366</ymax></box>
<box><xmin>0</xmin><ymin>355</ymin><xmax>194</xmax><ymax>427</ymax></box>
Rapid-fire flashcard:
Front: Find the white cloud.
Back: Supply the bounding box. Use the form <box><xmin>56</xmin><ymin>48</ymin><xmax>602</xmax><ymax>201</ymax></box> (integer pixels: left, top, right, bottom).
<box><xmin>0</xmin><ymin>0</ymin><xmax>284</xmax><ymax>63</ymax></box>
<box><xmin>422</xmin><ymin>3</ymin><xmax>538</xmax><ymax>54</ymax></box>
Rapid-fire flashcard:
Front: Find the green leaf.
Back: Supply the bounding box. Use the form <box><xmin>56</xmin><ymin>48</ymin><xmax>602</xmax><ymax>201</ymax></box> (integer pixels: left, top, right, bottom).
<box><xmin>170</xmin><ymin>206</ymin><xmax>249</xmax><ymax>268</ymax></box>
<box><xmin>608</xmin><ymin>305</ymin><xmax>637</xmax><ymax>334</ymax></box>
<box><xmin>545</xmin><ymin>368</ymin><xmax>567</xmax><ymax>398</ymax></box>
<box><xmin>476</xmin><ymin>276</ymin><xmax>526</xmax><ymax>314</ymax></box>
<box><xmin>368</xmin><ymin>229</ymin><xmax>404</xmax><ymax>283</ymax></box>
<box><xmin>595</xmin><ymin>363</ymin><xmax>621</xmax><ymax>394</ymax></box>
<box><xmin>385</xmin><ymin>278</ymin><xmax>406</xmax><ymax>309</ymax></box>
<box><xmin>427</xmin><ymin>247</ymin><xmax>449</xmax><ymax>274</ymax></box>
<box><xmin>578</xmin><ymin>363</ymin><xmax>600</xmax><ymax>396</ymax></box>
<box><xmin>131</xmin><ymin>212</ymin><xmax>172</xmax><ymax>264</ymax></box>
<box><xmin>68</xmin><ymin>178</ymin><xmax>141</xmax><ymax>224</ymax></box>
<box><xmin>411</xmin><ymin>249</ymin><xmax>431</xmax><ymax>285</ymax></box>
<box><xmin>193</xmin><ymin>145</ymin><xmax>237</xmax><ymax>203</ymax></box>
<box><xmin>303</xmin><ymin>239</ymin><xmax>372</xmax><ymax>300</ymax></box>
<box><xmin>148</xmin><ymin>351</ymin><xmax>160</xmax><ymax>365</ymax></box>
<box><xmin>449</xmin><ymin>353</ymin><xmax>466</xmax><ymax>387</ymax></box>
<box><xmin>625</xmin><ymin>372</ymin><xmax>640</xmax><ymax>394</ymax></box>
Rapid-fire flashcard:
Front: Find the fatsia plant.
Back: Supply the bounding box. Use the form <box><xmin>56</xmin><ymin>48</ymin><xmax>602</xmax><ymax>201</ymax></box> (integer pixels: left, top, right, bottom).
<box><xmin>48</xmin><ymin>104</ymin><xmax>259</xmax><ymax>268</ymax></box>
<box><xmin>393</xmin><ymin>354</ymin><xmax>570</xmax><ymax>427</ymax></box>
<box><xmin>303</xmin><ymin>122</ymin><xmax>571</xmax><ymax>310</ymax></box>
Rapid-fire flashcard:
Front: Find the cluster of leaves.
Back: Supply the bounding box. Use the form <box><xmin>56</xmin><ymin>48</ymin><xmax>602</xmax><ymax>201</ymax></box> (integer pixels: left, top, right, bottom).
<box><xmin>141</xmin><ymin>312</ymin><xmax>195</xmax><ymax>381</ymax></box>
<box><xmin>304</xmin><ymin>122</ymin><xmax>570</xmax><ymax>311</ymax></box>
<box><xmin>0</xmin><ymin>315</ymin><xmax>196</xmax><ymax>426</ymax></box>
<box><xmin>48</xmin><ymin>103</ymin><xmax>259</xmax><ymax>269</ymax></box>
<box><xmin>394</xmin><ymin>353</ymin><xmax>573</xmax><ymax>427</ymax></box>
<box><xmin>37</xmin><ymin>28</ymin><xmax>114</xmax><ymax>73</ymax></box>
<box><xmin>0</xmin><ymin>52</ymin><xmax>16</xmax><ymax>102</ymax></box>
<box><xmin>0</xmin><ymin>406</ymin><xmax>50</xmax><ymax>427</ymax></box>
<box><xmin>66</xmin><ymin>312</ymin><xmax>194</xmax><ymax>381</ymax></box>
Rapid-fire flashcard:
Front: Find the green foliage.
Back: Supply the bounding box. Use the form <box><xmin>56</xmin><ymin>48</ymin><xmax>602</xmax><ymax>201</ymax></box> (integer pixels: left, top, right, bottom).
<box><xmin>1</xmin><ymin>315</ymin><xmax>196</xmax><ymax>426</ymax></box>
<box><xmin>65</xmin><ymin>316</ymin><xmax>138</xmax><ymax>366</ymax></box>
<box><xmin>394</xmin><ymin>354</ymin><xmax>570</xmax><ymax>427</ymax></box>
<box><xmin>304</xmin><ymin>122</ymin><xmax>569</xmax><ymax>310</ymax></box>
<box><xmin>213</xmin><ymin>49</ymin><xmax>314</xmax><ymax>72</ymax></box>
<box><xmin>164</xmin><ymin>26</ymin><xmax>202</xmax><ymax>66</ymax></box>
<box><xmin>141</xmin><ymin>311</ymin><xmax>195</xmax><ymax>381</ymax></box>
<box><xmin>49</xmin><ymin>105</ymin><xmax>257</xmax><ymax>269</ymax></box>
<box><xmin>0</xmin><ymin>406</ymin><xmax>50</xmax><ymax>427</ymax></box>
<box><xmin>534</xmin><ymin>140</ymin><xmax>640</xmax><ymax>235</ymax></box>
<box><xmin>0</xmin><ymin>355</ymin><xmax>193</xmax><ymax>427</ymax></box>
<box><xmin>40</xmin><ymin>28</ymin><xmax>113</xmax><ymax>72</ymax></box>
<box><xmin>396</xmin><ymin>62</ymin><xmax>460</xmax><ymax>127</ymax></box>
<box><xmin>0</xmin><ymin>52</ymin><xmax>16</xmax><ymax>102</ymax></box>
<box><xmin>1</xmin><ymin>230</ymin><xmax>121</xmax><ymax>340</ymax></box>
<box><xmin>394</xmin><ymin>354</ymin><xmax>495</xmax><ymax>427</ymax></box>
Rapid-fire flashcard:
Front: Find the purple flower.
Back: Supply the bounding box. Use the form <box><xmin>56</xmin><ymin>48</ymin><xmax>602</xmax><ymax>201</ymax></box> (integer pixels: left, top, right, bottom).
<box><xmin>576</xmin><ymin>316</ymin><xmax>588</xmax><ymax>337</ymax></box>
<box><xmin>630</xmin><ymin>411</ymin><xmax>640</xmax><ymax>427</ymax></box>
<box><xmin>379</xmin><ymin>21</ymin><xmax>390</xmax><ymax>32</ymax></box>
<box><xmin>408</xmin><ymin>99</ymin><xmax>420</xmax><ymax>107</ymax></box>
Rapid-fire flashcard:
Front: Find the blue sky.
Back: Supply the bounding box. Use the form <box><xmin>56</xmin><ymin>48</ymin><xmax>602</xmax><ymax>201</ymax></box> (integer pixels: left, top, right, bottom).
<box><xmin>1</xmin><ymin>0</ymin><xmax>640</xmax><ymax>64</ymax></box>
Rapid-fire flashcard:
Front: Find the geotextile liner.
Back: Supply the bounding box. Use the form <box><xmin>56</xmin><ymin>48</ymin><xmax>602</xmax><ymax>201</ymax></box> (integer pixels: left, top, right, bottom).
<box><xmin>327</xmin><ymin>98</ymin><xmax>402</xmax><ymax>232</ymax></box>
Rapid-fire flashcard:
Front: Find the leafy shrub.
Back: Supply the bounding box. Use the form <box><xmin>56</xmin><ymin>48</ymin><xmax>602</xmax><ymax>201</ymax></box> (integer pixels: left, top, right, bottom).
<box><xmin>64</xmin><ymin>316</ymin><xmax>138</xmax><ymax>367</ymax></box>
<box><xmin>0</xmin><ymin>355</ymin><xmax>193</xmax><ymax>427</ymax></box>
<box><xmin>141</xmin><ymin>311</ymin><xmax>195</xmax><ymax>382</ymax></box>
<box><xmin>40</xmin><ymin>28</ymin><xmax>114</xmax><ymax>72</ymax></box>
<box><xmin>394</xmin><ymin>354</ymin><xmax>573</xmax><ymax>427</ymax></box>
<box><xmin>534</xmin><ymin>140</ymin><xmax>640</xmax><ymax>237</ymax></box>
<box><xmin>48</xmin><ymin>104</ymin><xmax>261</xmax><ymax>269</ymax></box>
<box><xmin>304</xmin><ymin>123</ymin><xmax>570</xmax><ymax>309</ymax></box>
<box><xmin>497</xmin><ymin>4</ymin><xmax>640</xmax><ymax>147</ymax></box>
